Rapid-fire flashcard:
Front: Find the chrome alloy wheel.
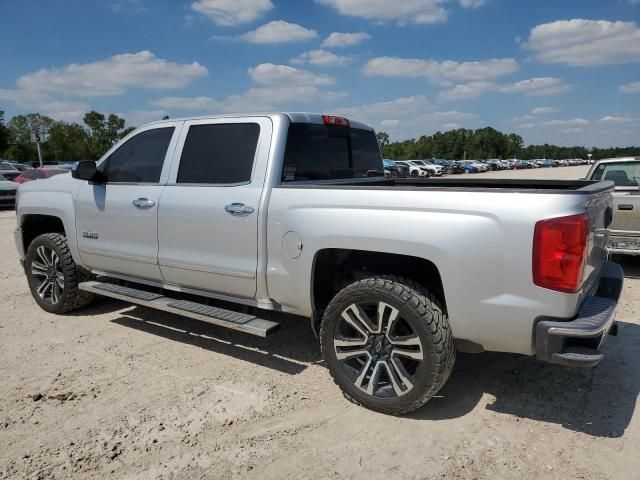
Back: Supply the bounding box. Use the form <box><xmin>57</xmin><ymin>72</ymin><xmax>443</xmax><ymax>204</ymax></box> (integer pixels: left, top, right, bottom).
<box><xmin>30</xmin><ymin>245</ymin><xmax>65</xmax><ymax>305</ymax></box>
<box><xmin>333</xmin><ymin>302</ymin><xmax>424</xmax><ymax>398</ymax></box>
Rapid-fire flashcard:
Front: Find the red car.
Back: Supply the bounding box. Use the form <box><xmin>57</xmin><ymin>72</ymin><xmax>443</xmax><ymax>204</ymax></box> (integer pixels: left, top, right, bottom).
<box><xmin>13</xmin><ymin>168</ymin><xmax>69</xmax><ymax>184</ymax></box>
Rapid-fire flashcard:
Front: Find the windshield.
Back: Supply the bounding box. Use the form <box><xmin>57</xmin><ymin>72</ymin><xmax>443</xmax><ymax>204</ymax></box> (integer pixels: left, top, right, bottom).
<box><xmin>591</xmin><ymin>161</ymin><xmax>640</xmax><ymax>187</ymax></box>
<box><xmin>411</xmin><ymin>161</ymin><xmax>426</xmax><ymax>166</ymax></box>
<box><xmin>282</xmin><ymin>123</ymin><xmax>383</xmax><ymax>182</ymax></box>
<box><xmin>0</xmin><ymin>161</ymin><xmax>17</xmax><ymax>170</ymax></box>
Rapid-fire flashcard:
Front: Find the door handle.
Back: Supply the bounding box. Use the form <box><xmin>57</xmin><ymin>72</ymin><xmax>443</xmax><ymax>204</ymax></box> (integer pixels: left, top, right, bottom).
<box><xmin>132</xmin><ymin>198</ymin><xmax>155</xmax><ymax>209</ymax></box>
<box><xmin>619</xmin><ymin>204</ymin><xmax>634</xmax><ymax>211</ymax></box>
<box><xmin>225</xmin><ymin>203</ymin><xmax>254</xmax><ymax>216</ymax></box>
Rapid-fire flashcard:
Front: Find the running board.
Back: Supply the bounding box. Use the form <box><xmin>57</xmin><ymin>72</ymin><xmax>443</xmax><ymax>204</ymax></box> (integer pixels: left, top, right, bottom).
<box><xmin>79</xmin><ymin>281</ymin><xmax>279</xmax><ymax>337</ymax></box>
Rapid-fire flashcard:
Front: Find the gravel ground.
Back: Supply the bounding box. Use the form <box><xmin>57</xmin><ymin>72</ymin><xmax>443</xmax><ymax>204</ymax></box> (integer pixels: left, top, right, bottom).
<box><xmin>1</xmin><ymin>166</ymin><xmax>639</xmax><ymax>480</ymax></box>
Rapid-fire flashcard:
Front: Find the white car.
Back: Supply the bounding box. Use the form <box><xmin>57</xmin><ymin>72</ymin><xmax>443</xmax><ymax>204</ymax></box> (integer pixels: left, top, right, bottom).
<box><xmin>409</xmin><ymin>160</ymin><xmax>443</xmax><ymax>176</ymax></box>
<box><xmin>395</xmin><ymin>160</ymin><xmax>430</xmax><ymax>177</ymax></box>
<box><xmin>0</xmin><ymin>175</ymin><xmax>18</xmax><ymax>207</ymax></box>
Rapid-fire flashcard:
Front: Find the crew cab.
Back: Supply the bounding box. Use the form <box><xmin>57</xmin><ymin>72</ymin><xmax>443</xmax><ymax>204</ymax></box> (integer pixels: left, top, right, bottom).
<box><xmin>14</xmin><ymin>113</ymin><xmax>623</xmax><ymax>415</ymax></box>
<box><xmin>585</xmin><ymin>157</ymin><xmax>640</xmax><ymax>255</ymax></box>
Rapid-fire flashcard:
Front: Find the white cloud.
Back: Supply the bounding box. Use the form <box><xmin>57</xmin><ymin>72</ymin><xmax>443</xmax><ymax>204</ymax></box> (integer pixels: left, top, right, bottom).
<box><xmin>222</xmin><ymin>86</ymin><xmax>346</xmax><ymax>112</ymax></box>
<box><xmin>619</xmin><ymin>81</ymin><xmax>640</xmax><ymax>93</ymax></box>
<box><xmin>150</xmin><ymin>96</ymin><xmax>221</xmax><ymax>111</ymax></box>
<box><xmin>237</xmin><ymin>20</ymin><xmax>318</xmax><ymax>43</ymax></box>
<box><xmin>363</xmin><ymin>56</ymin><xmax>519</xmax><ymax>83</ymax></box>
<box><xmin>381</xmin><ymin>119</ymin><xmax>400</xmax><ymax>128</ymax></box>
<box><xmin>291</xmin><ymin>49</ymin><xmax>351</xmax><ymax>66</ymax></box>
<box><xmin>598</xmin><ymin>115</ymin><xmax>634</xmax><ymax>124</ymax></box>
<box><xmin>334</xmin><ymin>95</ymin><xmax>476</xmax><ymax>139</ymax></box>
<box><xmin>321</xmin><ymin>32</ymin><xmax>371</xmax><ymax>48</ymax></box>
<box><xmin>438</xmin><ymin>81</ymin><xmax>496</xmax><ymax>100</ymax></box>
<box><xmin>191</xmin><ymin>0</ymin><xmax>273</xmax><ymax>26</ymax></box>
<box><xmin>530</xmin><ymin>107</ymin><xmax>557</xmax><ymax>115</ymax></box>
<box><xmin>16</xmin><ymin>51</ymin><xmax>208</xmax><ymax>97</ymax></box>
<box><xmin>523</xmin><ymin>19</ymin><xmax>640</xmax><ymax>66</ymax></box>
<box><xmin>316</xmin><ymin>0</ymin><xmax>447</xmax><ymax>24</ymax></box>
<box><xmin>458</xmin><ymin>0</ymin><xmax>485</xmax><ymax>7</ymax></box>
<box><xmin>248</xmin><ymin>63</ymin><xmax>335</xmax><ymax>86</ymax></box>
<box><xmin>440</xmin><ymin>77</ymin><xmax>569</xmax><ymax>100</ymax></box>
<box><xmin>499</xmin><ymin>77</ymin><xmax>570</xmax><ymax>96</ymax></box>
<box><xmin>120</xmin><ymin>109</ymin><xmax>168</xmax><ymax>127</ymax></box>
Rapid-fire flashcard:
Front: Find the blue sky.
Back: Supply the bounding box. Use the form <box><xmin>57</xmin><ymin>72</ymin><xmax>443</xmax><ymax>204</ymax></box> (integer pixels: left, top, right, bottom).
<box><xmin>1</xmin><ymin>0</ymin><xmax>639</xmax><ymax>146</ymax></box>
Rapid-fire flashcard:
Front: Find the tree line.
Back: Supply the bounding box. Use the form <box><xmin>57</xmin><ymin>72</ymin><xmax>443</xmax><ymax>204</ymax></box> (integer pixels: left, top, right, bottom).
<box><xmin>0</xmin><ymin>109</ymin><xmax>136</xmax><ymax>163</ymax></box>
<box><xmin>376</xmin><ymin>127</ymin><xmax>639</xmax><ymax>161</ymax></box>
<box><xmin>1</xmin><ymin>109</ymin><xmax>638</xmax><ymax>164</ymax></box>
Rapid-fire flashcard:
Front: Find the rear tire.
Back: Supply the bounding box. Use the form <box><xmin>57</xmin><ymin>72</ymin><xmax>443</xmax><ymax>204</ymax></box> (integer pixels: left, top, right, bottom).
<box><xmin>320</xmin><ymin>276</ymin><xmax>455</xmax><ymax>415</ymax></box>
<box><xmin>25</xmin><ymin>233</ymin><xmax>94</xmax><ymax>314</ymax></box>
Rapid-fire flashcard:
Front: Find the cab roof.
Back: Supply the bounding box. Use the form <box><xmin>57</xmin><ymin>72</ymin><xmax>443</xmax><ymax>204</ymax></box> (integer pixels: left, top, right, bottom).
<box><xmin>142</xmin><ymin>112</ymin><xmax>374</xmax><ymax>132</ymax></box>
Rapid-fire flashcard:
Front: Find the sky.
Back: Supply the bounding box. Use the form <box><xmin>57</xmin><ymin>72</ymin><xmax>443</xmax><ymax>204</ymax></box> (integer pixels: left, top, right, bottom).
<box><xmin>1</xmin><ymin>0</ymin><xmax>639</xmax><ymax>147</ymax></box>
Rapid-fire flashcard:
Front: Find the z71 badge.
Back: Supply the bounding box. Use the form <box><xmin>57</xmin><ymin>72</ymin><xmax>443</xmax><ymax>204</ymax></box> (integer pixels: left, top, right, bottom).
<box><xmin>82</xmin><ymin>231</ymin><xmax>99</xmax><ymax>240</ymax></box>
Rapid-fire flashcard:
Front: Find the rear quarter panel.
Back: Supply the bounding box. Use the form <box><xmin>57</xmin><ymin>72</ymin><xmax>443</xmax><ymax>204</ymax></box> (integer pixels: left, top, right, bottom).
<box><xmin>266</xmin><ymin>186</ymin><xmax>602</xmax><ymax>355</ymax></box>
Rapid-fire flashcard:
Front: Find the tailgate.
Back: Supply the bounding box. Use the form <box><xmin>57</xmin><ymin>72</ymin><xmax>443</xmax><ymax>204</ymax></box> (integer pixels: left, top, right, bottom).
<box><xmin>582</xmin><ymin>188</ymin><xmax>614</xmax><ymax>295</ymax></box>
<box><xmin>610</xmin><ymin>191</ymin><xmax>640</xmax><ymax>235</ymax></box>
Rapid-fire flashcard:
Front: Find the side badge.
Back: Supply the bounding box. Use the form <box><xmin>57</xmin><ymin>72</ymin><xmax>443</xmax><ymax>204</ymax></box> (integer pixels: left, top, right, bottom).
<box><xmin>82</xmin><ymin>231</ymin><xmax>99</xmax><ymax>240</ymax></box>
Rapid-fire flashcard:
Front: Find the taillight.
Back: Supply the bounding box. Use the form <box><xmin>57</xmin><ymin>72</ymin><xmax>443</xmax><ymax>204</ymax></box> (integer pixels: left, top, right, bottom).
<box><xmin>532</xmin><ymin>213</ymin><xmax>589</xmax><ymax>293</ymax></box>
<box><xmin>322</xmin><ymin>115</ymin><xmax>350</xmax><ymax>127</ymax></box>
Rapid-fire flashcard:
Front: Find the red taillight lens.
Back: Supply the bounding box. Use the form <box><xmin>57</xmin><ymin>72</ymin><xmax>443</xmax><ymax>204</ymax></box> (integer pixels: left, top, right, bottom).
<box><xmin>532</xmin><ymin>213</ymin><xmax>589</xmax><ymax>293</ymax></box>
<box><xmin>322</xmin><ymin>115</ymin><xmax>350</xmax><ymax>127</ymax></box>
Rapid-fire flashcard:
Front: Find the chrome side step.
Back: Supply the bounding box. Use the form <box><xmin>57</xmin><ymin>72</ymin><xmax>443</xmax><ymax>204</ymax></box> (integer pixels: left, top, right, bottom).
<box><xmin>79</xmin><ymin>281</ymin><xmax>279</xmax><ymax>337</ymax></box>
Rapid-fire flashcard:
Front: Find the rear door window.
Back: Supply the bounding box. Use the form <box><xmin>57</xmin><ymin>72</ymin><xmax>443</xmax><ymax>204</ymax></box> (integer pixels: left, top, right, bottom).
<box><xmin>177</xmin><ymin>123</ymin><xmax>260</xmax><ymax>184</ymax></box>
<box><xmin>282</xmin><ymin>123</ymin><xmax>383</xmax><ymax>182</ymax></box>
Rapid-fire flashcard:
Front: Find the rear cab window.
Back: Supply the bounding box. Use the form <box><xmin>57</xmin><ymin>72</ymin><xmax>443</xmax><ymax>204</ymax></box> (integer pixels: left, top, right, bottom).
<box><xmin>282</xmin><ymin>122</ymin><xmax>383</xmax><ymax>182</ymax></box>
<box><xmin>591</xmin><ymin>161</ymin><xmax>640</xmax><ymax>188</ymax></box>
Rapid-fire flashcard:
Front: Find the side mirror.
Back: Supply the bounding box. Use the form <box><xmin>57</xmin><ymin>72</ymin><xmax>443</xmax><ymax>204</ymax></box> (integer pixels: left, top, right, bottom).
<box><xmin>72</xmin><ymin>161</ymin><xmax>102</xmax><ymax>182</ymax></box>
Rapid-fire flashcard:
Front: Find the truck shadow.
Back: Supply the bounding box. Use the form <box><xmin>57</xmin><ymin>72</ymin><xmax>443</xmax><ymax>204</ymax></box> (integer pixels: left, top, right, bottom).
<box><xmin>110</xmin><ymin>305</ymin><xmax>321</xmax><ymax>376</ymax></box>
<box><xmin>410</xmin><ymin>321</ymin><xmax>640</xmax><ymax>438</ymax></box>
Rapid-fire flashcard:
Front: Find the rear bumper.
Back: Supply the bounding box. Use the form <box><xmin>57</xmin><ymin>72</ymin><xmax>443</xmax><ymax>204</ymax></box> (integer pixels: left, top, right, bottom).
<box><xmin>607</xmin><ymin>235</ymin><xmax>640</xmax><ymax>256</ymax></box>
<box><xmin>536</xmin><ymin>261</ymin><xmax>623</xmax><ymax>367</ymax></box>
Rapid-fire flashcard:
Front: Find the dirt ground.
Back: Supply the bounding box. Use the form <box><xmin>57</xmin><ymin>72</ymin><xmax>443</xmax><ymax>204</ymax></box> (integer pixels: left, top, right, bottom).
<box><xmin>1</xmin><ymin>166</ymin><xmax>639</xmax><ymax>480</ymax></box>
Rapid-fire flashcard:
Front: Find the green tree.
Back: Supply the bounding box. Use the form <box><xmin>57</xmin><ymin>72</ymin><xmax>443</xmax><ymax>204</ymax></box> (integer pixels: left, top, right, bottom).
<box><xmin>376</xmin><ymin>131</ymin><xmax>390</xmax><ymax>147</ymax></box>
<box><xmin>83</xmin><ymin>111</ymin><xmax>130</xmax><ymax>159</ymax></box>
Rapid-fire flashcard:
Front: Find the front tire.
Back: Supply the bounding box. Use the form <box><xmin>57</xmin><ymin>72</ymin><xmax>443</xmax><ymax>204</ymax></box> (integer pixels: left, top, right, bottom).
<box><xmin>320</xmin><ymin>276</ymin><xmax>455</xmax><ymax>415</ymax></box>
<box><xmin>25</xmin><ymin>233</ymin><xmax>94</xmax><ymax>314</ymax></box>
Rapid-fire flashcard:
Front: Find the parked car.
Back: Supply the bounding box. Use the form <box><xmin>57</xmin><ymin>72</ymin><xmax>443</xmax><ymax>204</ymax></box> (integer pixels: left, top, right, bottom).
<box><xmin>395</xmin><ymin>160</ymin><xmax>431</xmax><ymax>177</ymax></box>
<box><xmin>0</xmin><ymin>161</ymin><xmax>21</xmax><ymax>181</ymax></box>
<box><xmin>585</xmin><ymin>157</ymin><xmax>640</xmax><ymax>255</ymax></box>
<box><xmin>0</xmin><ymin>174</ymin><xmax>18</xmax><ymax>207</ymax></box>
<box><xmin>6</xmin><ymin>161</ymin><xmax>33</xmax><ymax>172</ymax></box>
<box><xmin>13</xmin><ymin>168</ymin><xmax>70</xmax><ymax>184</ymax></box>
<box><xmin>459</xmin><ymin>160</ymin><xmax>479</xmax><ymax>173</ymax></box>
<box><xmin>14</xmin><ymin>112</ymin><xmax>622</xmax><ymax>415</ymax></box>
<box><xmin>421</xmin><ymin>160</ymin><xmax>445</xmax><ymax>176</ymax></box>
<box><xmin>392</xmin><ymin>161</ymin><xmax>410</xmax><ymax>178</ymax></box>
<box><xmin>432</xmin><ymin>159</ymin><xmax>461</xmax><ymax>174</ymax></box>
<box><xmin>383</xmin><ymin>159</ymin><xmax>400</xmax><ymax>179</ymax></box>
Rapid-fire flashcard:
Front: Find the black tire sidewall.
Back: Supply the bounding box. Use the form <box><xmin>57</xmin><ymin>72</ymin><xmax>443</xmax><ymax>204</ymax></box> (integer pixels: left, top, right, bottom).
<box><xmin>320</xmin><ymin>279</ymin><xmax>450</xmax><ymax>414</ymax></box>
<box><xmin>25</xmin><ymin>234</ymin><xmax>75</xmax><ymax>313</ymax></box>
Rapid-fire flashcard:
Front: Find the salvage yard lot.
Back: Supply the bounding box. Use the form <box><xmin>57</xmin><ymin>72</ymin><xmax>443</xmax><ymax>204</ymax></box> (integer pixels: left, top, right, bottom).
<box><xmin>1</xmin><ymin>165</ymin><xmax>639</xmax><ymax>480</ymax></box>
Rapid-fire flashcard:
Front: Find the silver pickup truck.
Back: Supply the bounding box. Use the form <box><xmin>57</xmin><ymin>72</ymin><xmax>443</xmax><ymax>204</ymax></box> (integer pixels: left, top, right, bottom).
<box><xmin>14</xmin><ymin>113</ymin><xmax>623</xmax><ymax>414</ymax></box>
<box><xmin>585</xmin><ymin>157</ymin><xmax>640</xmax><ymax>255</ymax></box>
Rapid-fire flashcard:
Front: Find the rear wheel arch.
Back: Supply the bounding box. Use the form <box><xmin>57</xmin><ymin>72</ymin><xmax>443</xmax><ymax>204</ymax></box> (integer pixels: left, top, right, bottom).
<box><xmin>311</xmin><ymin>248</ymin><xmax>447</xmax><ymax>320</ymax></box>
